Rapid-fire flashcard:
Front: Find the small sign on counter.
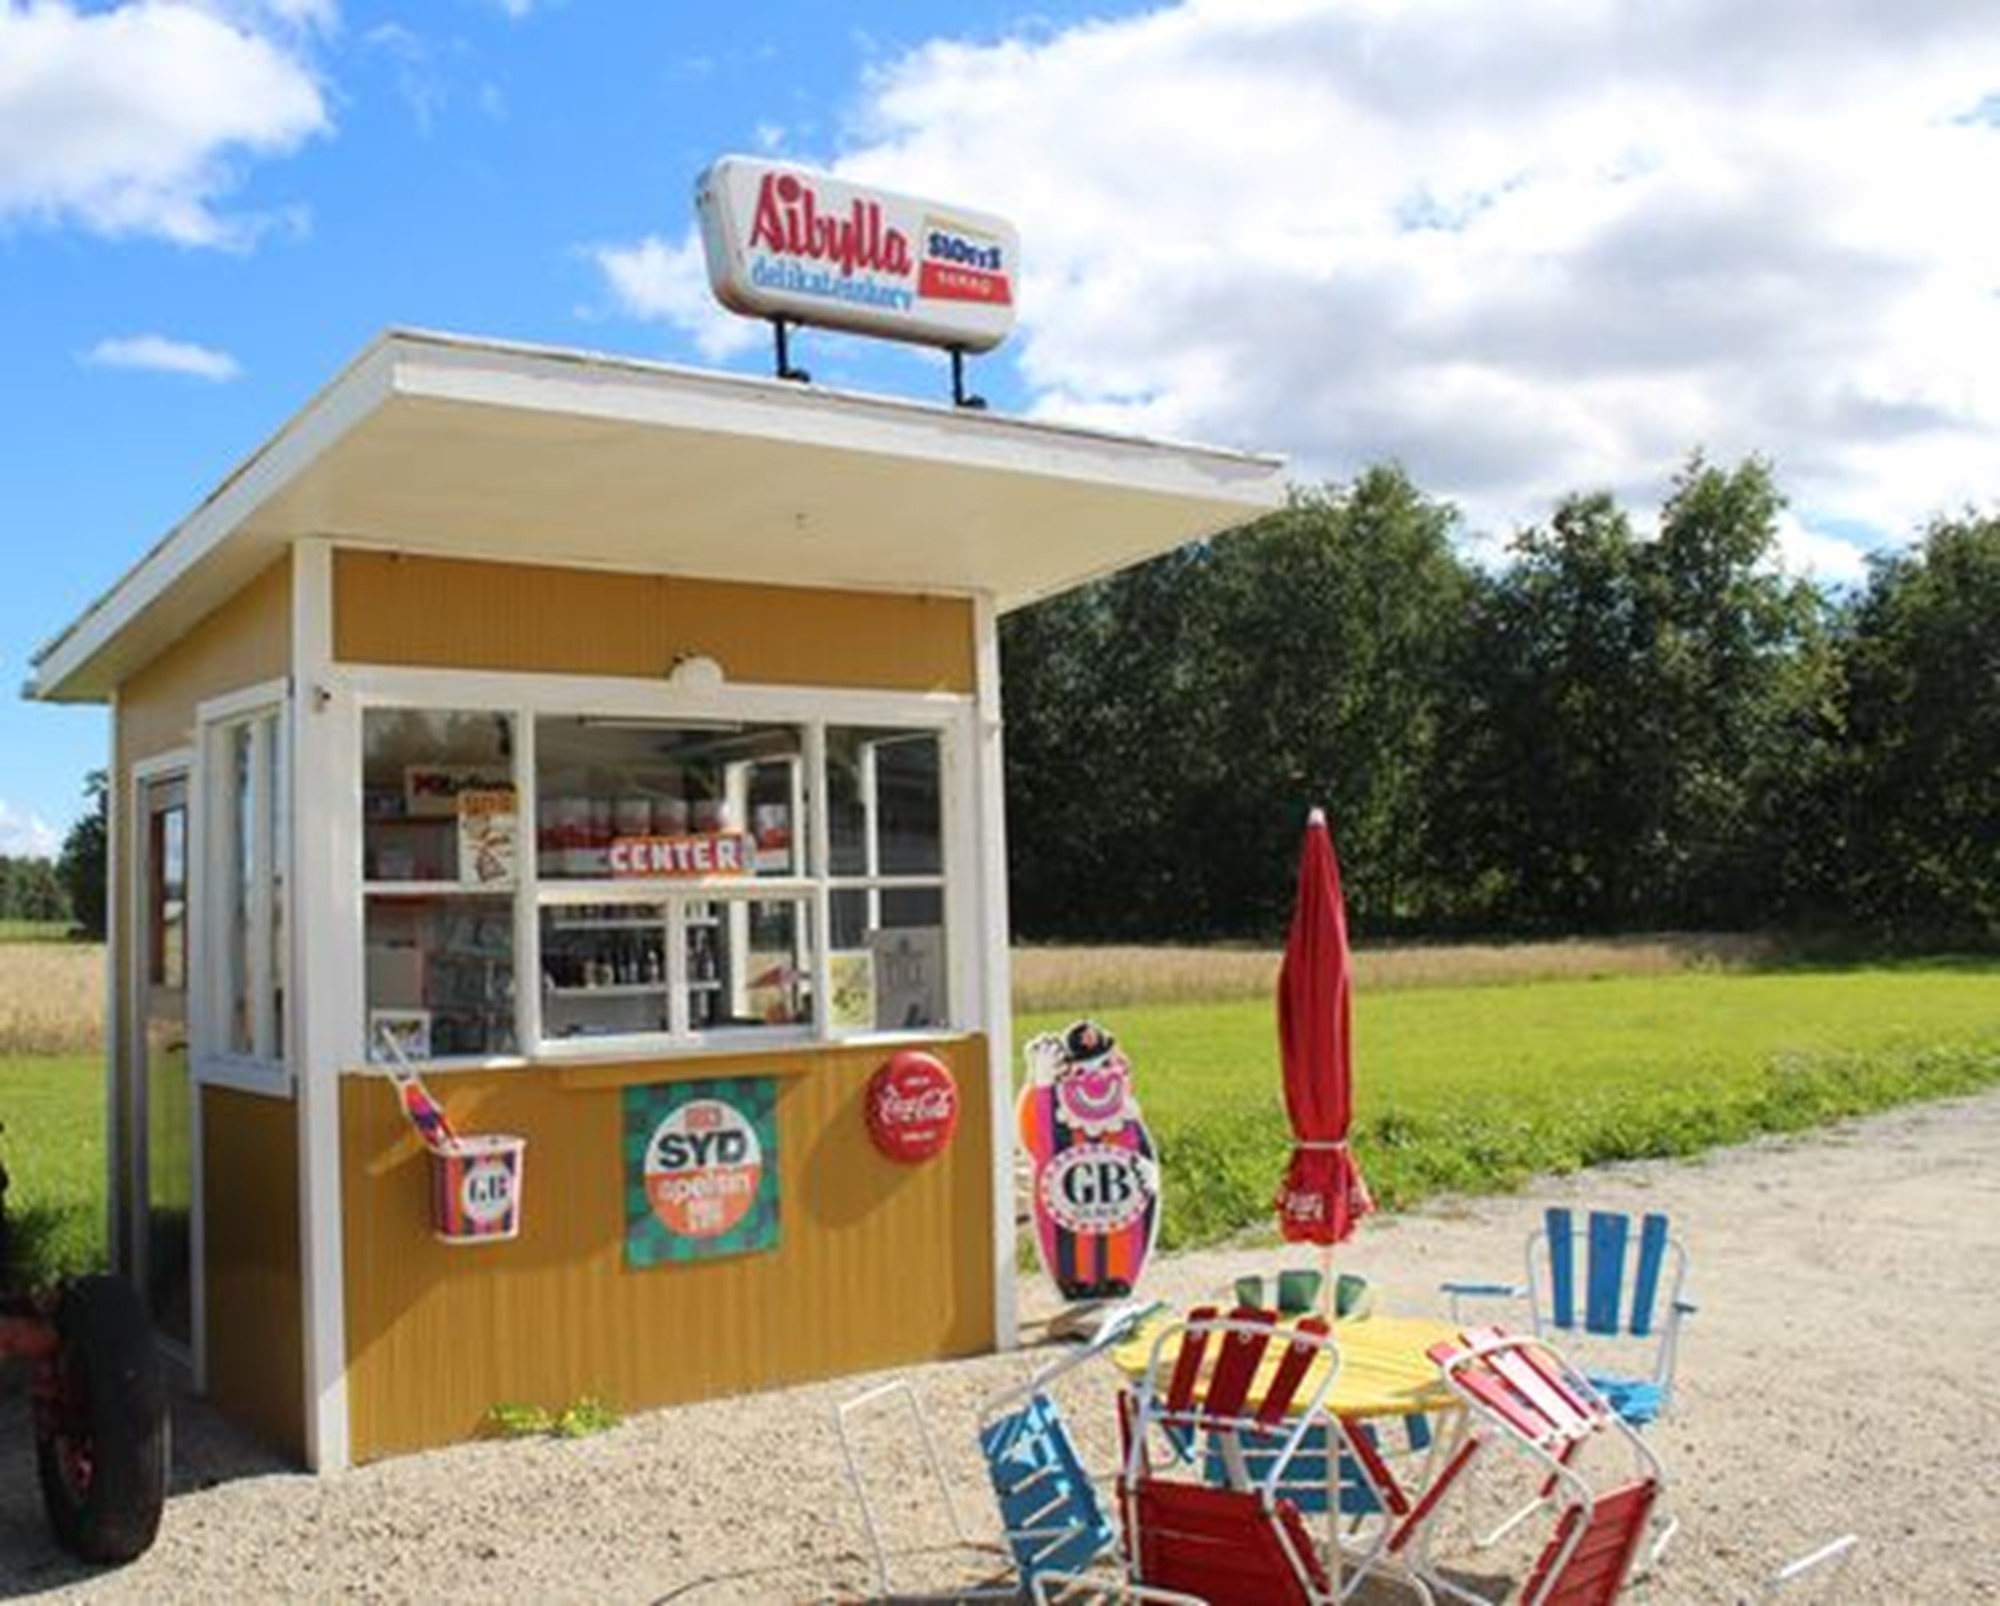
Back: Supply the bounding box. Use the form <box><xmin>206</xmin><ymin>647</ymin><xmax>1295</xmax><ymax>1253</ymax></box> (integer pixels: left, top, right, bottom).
<box><xmin>608</xmin><ymin>832</ymin><xmax>754</xmax><ymax>879</ymax></box>
<box><xmin>456</xmin><ymin>789</ymin><xmax>518</xmax><ymax>888</ymax></box>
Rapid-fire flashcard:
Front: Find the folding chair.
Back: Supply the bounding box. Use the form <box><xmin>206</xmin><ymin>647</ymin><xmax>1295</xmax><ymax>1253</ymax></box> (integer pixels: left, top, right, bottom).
<box><xmin>1442</xmin><ymin>1207</ymin><xmax>1694</xmax><ymax>1428</ymax></box>
<box><xmin>837</xmin><ymin>1303</ymin><xmax>1153</xmax><ymax>1600</ymax></box>
<box><xmin>1112</xmin><ymin>1305</ymin><xmax>1443</xmax><ymax>1604</ymax></box>
<box><xmin>1199</xmin><ymin>1409</ymin><xmax>1438</xmax><ymax>1527</ymax></box>
<box><xmin>1424</xmin><ymin>1327</ymin><xmax>1665</xmax><ymax>1606</ymax></box>
<box><xmin>977</xmin><ymin>1338</ymin><xmax>1129</xmax><ymax>1592</ymax></box>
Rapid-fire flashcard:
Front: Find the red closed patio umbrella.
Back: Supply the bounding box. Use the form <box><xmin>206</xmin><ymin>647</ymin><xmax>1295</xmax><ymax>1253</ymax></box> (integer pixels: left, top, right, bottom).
<box><xmin>1275</xmin><ymin>808</ymin><xmax>1374</xmax><ymax>1261</ymax></box>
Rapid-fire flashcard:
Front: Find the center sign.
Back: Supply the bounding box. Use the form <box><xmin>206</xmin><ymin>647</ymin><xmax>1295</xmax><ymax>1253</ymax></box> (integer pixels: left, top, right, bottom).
<box><xmin>697</xmin><ymin>157</ymin><xmax>1019</xmax><ymax>354</ymax></box>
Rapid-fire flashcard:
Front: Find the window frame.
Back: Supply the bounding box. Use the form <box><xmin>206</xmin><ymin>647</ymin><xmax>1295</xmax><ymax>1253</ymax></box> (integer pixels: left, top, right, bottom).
<box><xmin>344</xmin><ymin>667</ymin><xmax>977</xmax><ymax>1069</ymax></box>
<box><xmin>193</xmin><ymin>681</ymin><xmax>293</xmax><ymax>1096</ymax></box>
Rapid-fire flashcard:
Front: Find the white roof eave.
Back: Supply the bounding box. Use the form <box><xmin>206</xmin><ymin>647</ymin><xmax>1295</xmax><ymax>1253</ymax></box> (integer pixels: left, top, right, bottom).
<box><xmin>27</xmin><ymin>329</ymin><xmax>1287</xmax><ymax>704</ymax></box>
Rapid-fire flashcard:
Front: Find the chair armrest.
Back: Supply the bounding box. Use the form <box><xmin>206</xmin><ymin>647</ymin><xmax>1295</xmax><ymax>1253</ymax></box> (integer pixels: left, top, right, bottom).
<box><xmin>1761</xmin><ymin>1533</ymin><xmax>1858</xmax><ymax>1597</ymax></box>
<box><xmin>1440</xmin><ymin>1280</ymin><xmax>1524</xmax><ymax>1323</ymax></box>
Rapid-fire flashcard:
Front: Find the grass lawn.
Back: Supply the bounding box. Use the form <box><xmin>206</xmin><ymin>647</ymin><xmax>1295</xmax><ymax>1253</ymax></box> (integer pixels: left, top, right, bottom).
<box><xmin>1</xmin><ymin>1055</ymin><xmax>106</xmax><ymax>1282</ymax></box>
<box><xmin>3</xmin><ymin>960</ymin><xmax>1995</xmax><ymax>1282</ymax></box>
<box><xmin>0</xmin><ymin>920</ymin><xmax>74</xmax><ymax>944</ymax></box>
<box><xmin>1021</xmin><ymin>959</ymin><xmax>2000</xmax><ymax>1246</ymax></box>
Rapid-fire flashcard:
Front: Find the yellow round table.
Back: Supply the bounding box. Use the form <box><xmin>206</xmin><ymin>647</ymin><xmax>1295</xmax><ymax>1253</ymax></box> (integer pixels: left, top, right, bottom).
<box><xmin>1109</xmin><ymin>1310</ymin><xmax>1462</xmax><ymax>1420</ymax></box>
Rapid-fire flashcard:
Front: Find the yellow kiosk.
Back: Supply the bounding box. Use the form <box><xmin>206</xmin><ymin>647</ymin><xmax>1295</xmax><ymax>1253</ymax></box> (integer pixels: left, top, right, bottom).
<box><xmin>28</xmin><ymin>176</ymin><xmax>1283</xmax><ymax>1473</ymax></box>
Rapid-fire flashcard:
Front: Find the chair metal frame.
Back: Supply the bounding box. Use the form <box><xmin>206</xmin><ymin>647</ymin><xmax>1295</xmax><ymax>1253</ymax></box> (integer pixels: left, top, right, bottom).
<box><xmin>836</xmin><ymin>1303</ymin><xmax>1154</xmax><ymax>1600</ymax></box>
<box><xmin>1426</xmin><ymin>1327</ymin><xmax>1666</xmax><ymax>1606</ymax></box>
<box><xmin>1443</xmin><ymin>1207</ymin><xmax>1695</xmax><ymax>1425</ymax></box>
<box><xmin>1120</xmin><ymin>1305</ymin><xmax>1464</xmax><ymax>1604</ymax></box>
<box><xmin>835</xmin><ymin>1375</ymin><xmax>1017</xmax><ymax>1601</ymax></box>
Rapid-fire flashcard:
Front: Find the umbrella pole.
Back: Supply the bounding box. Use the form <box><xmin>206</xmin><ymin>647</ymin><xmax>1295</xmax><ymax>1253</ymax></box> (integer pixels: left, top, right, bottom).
<box><xmin>1322</xmin><ymin>1239</ymin><xmax>1343</xmax><ymax>1593</ymax></box>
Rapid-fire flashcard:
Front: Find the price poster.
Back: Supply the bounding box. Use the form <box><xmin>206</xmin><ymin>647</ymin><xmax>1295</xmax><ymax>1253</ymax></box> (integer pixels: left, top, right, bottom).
<box><xmin>623</xmin><ymin>1078</ymin><xmax>779</xmax><ymax>1266</ymax></box>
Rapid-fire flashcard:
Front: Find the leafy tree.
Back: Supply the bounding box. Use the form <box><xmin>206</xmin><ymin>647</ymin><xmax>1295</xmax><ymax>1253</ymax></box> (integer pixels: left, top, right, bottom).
<box><xmin>1643</xmin><ymin>454</ymin><xmax>1839</xmax><ymax>924</ymax></box>
<box><xmin>57</xmin><ymin>771</ymin><xmax>109</xmax><ymax>940</ymax></box>
<box><xmin>1001</xmin><ymin>455</ymin><xmax>1993</xmax><ymax>947</ymax></box>
<box><xmin>1002</xmin><ymin>466</ymin><xmax>1469</xmax><ymax>940</ymax></box>
<box><xmin>1200</xmin><ymin>466</ymin><xmax>1470</xmax><ymax>934</ymax></box>
<box><xmin>1840</xmin><ymin>514</ymin><xmax>2000</xmax><ymax>941</ymax></box>
<box><xmin>0</xmin><ymin>856</ymin><xmax>71</xmax><ymax>922</ymax></box>
<box><xmin>1430</xmin><ymin>492</ymin><xmax>1658</xmax><ymax>929</ymax></box>
<box><xmin>1432</xmin><ymin>457</ymin><xmax>1839</xmax><ymax>932</ymax></box>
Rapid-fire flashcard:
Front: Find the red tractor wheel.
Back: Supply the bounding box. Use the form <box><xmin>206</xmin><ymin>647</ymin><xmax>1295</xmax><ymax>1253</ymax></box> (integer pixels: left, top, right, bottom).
<box><xmin>33</xmin><ymin>1275</ymin><xmax>168</xmax><ymax>1564</ymax></box>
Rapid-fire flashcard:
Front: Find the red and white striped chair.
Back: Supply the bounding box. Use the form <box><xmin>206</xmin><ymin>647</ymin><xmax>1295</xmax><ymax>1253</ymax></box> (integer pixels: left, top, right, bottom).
<box><xmin>1423</xmin><ymin>1327</ymin><xmax>1664</xmax><ymax>1606</ymax></box>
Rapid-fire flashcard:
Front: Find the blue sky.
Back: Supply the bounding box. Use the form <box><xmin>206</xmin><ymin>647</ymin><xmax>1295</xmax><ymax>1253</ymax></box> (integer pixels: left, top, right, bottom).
<box><xmin>3</xmin><ymin>0</ymin><xmax>1997</xmax><ymax>849</ymax></box>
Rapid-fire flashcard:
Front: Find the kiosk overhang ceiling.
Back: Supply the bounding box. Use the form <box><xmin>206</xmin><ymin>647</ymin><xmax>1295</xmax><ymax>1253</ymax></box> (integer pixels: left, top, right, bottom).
<box><xmin>30</xmin><ymin>330</ymin><xmax>1286</xmax><ymax>703</ymax></box>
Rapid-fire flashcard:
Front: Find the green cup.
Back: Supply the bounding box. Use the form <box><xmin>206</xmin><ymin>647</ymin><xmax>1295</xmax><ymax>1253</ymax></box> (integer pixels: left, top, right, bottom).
<box><xmin>1276</xmin><ymin>1268</ymin><xmax>1323</xmax><ymax>1315</ymax></box>
<box><xmin>1335</xmin><ymin>1272</ymin><xmax>1374</xmax><ymax>1320</ymax></box>
<box><xmin>1233</xmin><ymin>1274</ymin><xmax>1265</xmax><ymax>1310</ymax></box>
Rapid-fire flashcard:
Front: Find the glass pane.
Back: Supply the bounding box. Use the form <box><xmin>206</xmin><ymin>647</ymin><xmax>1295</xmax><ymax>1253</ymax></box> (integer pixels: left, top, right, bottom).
<box><xmin>535</xmin><ymin>717</ymin><xmax>802</xmax><ymax>881</ymax></box>
<box><xmin>827</xmin><ymin>728</ymin><xmax>942</xmax><ymax>878</ymax></box>
<box><xmin>540</xmin><ymin>904</ymin><xmax>670</xmax><ymax>1040</ymax></box>
<box><xmin>267</xmin><ymin>712</ymin><xmax>287</xmax><ymax>1054</ymax></box>
<box><xmin>149</xmin><ymin>805</ymin><xmax>187</xmax><ymax>990</ymax></box>
<box><xmin>363</xmin><ymin>709</ymin><xmax>516</xmax><ymax>884</ymax></box>
<box><xmin>365</xmin><ymin>895</ymin><xmax>516</xmax><ymax>1059</ymax></box>
<box><xmin>829</xmin><ymin>889</ymin><xmax>949</xmax><ymax>1031</ymax></box>
<box><xmin>711</xmin><ymin>898</ymin><xmax>815</xmax><ymax>1030</ymax></box>
<box><xmin>144</xmin><ymin>1018</ymin><xmax>192</xmax><ymax>1346</ymax></box>
<box><xmin>228</xmin><ymin>725</ymin><xmax>253</xmax><ymax>1054</ymax></box>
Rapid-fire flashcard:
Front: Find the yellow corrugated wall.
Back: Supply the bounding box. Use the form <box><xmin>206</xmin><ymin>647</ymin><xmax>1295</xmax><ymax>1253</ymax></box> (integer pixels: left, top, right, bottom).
<box><xmin>201</xmin><ymin>1086</ymin><xmax>306</xmax><ymax>1459</ymax></box>
<box><xmin>111</xmin><ymin>555</ymin><xmax>304</xmax><ymax>1457</ymax></box>
<box><xmin>340</xmin><ymin>1037</ymin><xmax>994</xmax><ymax>1462</ymax></box>
<box><xmin>332</xmin><ymin>550</ymin><xmax>976</xmax><ymax>692</ymax></box>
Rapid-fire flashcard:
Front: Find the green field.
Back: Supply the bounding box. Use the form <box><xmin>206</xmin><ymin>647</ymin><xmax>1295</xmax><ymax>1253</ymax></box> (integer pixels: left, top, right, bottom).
<box><xmin>1021</xmin><ymin>960</ymin><xmax>2000</xmax><ymax>1247</ymax></box>
<box><xmin>0</xmin><ymin>1055</ymin><xmax>106</xmax><ymax>1282</ymax></box>
<box><xmin>0</xmin><ymin>920</ymin><xmax>74</xmax><ymax>944</ymax></box>
<box><xmin>3</xmin><ymin>961</ymin><xmax>1996</xmax><ymax>1284</ymax></box>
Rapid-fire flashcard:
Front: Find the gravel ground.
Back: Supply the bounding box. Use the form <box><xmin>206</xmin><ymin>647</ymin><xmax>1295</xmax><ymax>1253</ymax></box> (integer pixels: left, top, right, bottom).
<box><xmin>5</xmin><ymin>1089</ymin><xmax>1999</xmax><ymax>1603</ymax></box>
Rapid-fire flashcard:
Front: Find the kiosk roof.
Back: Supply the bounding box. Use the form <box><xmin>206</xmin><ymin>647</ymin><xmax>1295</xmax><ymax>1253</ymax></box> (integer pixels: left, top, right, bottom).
<box><xmin>29</xmin><ymin>329</ymin><xmax>1286</xmax><ymax>704</ymax></box>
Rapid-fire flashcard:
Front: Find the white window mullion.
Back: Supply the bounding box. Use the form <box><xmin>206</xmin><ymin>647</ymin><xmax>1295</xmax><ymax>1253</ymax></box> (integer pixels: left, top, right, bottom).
<box><xmin>805</xmin><ymin>723</ymin><xmax>831</xmax><ymax>1042</ymax></box>
<box><xmin>666</xmin><ymin>902</ymin><xmax>692</xmax><ymax>1036</ymax></box>
<box><xmin>512</xmin><ymin>708</ymin><xmax>540</xmax><ymax>1055</ymax></box>
<box><xmin>860</xmin><ymin>738</ymin><xmax>882</xmax><ymax>933</ymax></box>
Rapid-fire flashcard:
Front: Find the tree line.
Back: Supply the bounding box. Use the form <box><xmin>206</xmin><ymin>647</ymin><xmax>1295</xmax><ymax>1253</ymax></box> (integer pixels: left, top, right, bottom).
<box><xmin>1001</xmin><ymin>455</ymin><xmax>1998</xmax><ymax>947</ymax></box>
<box><xmin>5</xmin><ymin>773</ymin><xmax>106</xmax><ymax>936</ymax></box>
<box><xmin>0</xmin><ymin>855</ymin><xmax>69</xmax><ymax>924</ymax></box>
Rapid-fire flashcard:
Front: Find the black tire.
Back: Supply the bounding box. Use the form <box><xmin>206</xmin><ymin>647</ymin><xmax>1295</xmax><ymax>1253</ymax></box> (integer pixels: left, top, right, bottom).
<box><xmin>33</xmin><ymin>1274</ymin><xmax>168</xmax><ymax>1565</ymax></box>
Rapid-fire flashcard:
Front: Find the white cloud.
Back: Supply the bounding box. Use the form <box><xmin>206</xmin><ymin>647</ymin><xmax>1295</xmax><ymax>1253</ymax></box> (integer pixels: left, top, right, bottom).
<box><xmin>602</xmin><ymin>0</ymin><xmax>2000</xmax><ymax>555</ymax></box>
<box><xmin>85</xmin><ymin>333</ymin><xmax>243</xmax><ymax>381</ymax></box>
<box><xmin>588</xmin><ymin>234</ymin><xmax>761</xmax><ymax>362</ymax></box>
<box><xmin>0</xmin><ymin>800</ymin><xmax>61</xmax><ymax>859</ymax></box>
<box><xmin>0</xmin><ymin>1</ymin><xmax>329</xmax><ymax>246</ymax></box>
<box><xmin>1772</xmin><ymin>512</ymin><xmax>1869</xmax><ymax>589</ymax></box>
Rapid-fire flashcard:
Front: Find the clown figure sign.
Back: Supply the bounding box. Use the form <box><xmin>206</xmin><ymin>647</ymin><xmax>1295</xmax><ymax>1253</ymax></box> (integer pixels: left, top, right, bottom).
<box><xmin>1017</xmin><ymin>1020</ymin><xmax>1161</xmax><ymax>1302</ymax></box>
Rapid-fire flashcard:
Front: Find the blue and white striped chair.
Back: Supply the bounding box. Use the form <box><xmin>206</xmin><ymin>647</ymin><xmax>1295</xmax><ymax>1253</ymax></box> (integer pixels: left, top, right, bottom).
<box><xmin>1442</xmin><ymin>1207</ymin><xmax>1695</xmax><ymax>1428</ymax></box>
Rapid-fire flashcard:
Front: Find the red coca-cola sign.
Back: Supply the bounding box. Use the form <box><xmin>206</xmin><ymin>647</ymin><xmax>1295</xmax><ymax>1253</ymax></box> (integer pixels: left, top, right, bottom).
<box><xmin>865</xmin><ymin>1051</ymin><xmax>959</xmax><ymax>1164</ymax></box>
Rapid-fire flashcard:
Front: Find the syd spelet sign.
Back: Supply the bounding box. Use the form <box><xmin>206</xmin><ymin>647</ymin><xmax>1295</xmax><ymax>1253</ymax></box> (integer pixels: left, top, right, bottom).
<box><xmin>697</xmin><ymin>157</ymin><xmax>1019</xmax><ymax>353</ymax></box>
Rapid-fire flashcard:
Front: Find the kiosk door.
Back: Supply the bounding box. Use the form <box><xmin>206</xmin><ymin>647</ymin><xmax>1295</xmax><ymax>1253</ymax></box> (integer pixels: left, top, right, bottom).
<box><xmin>135</xmin><ymin>771</ymin><xmax>192</xmax><ymax>1350</ymax></box>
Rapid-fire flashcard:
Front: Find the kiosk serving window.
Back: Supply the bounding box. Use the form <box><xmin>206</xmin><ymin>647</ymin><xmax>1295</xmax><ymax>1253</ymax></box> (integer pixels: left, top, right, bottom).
<box><xmin>358</xmin><ymin>703</ymin><xmax>956</xmax><ymax>1061</ymax></box>
<box><xmin>534</xmin><ymin>717</ymin><xmax>815</xmax><ymax>1042</ymax></box>
<box><xmin>362</xmin><ymin>710</ymin><xmax>519</xmax><ymax>1060</ymax></box>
